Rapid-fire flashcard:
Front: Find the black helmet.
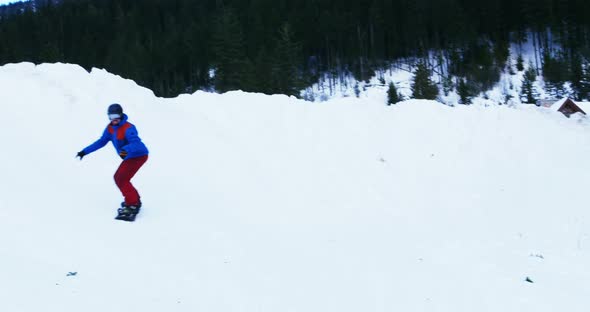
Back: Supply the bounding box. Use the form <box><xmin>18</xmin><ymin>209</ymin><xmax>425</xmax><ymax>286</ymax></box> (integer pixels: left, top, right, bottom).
<box><xmin>107</xmin><ymin>103</ymin><xmax>123</xmax><ymax>117</ymax></box>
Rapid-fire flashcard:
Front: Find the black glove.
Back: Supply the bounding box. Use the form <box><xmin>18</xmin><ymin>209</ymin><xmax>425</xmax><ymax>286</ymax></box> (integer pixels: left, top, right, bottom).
<box><xmin>119</xmin><ymin>150</ymin><xmax>128</xmax><ymax>159</ymax></box>
<box><xmin>76</xmin><ymin>151</ymin><xmax>86</xmax><ymax>160</ymax></box>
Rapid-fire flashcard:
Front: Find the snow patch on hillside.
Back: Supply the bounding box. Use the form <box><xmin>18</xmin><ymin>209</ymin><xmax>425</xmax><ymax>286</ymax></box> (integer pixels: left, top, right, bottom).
<box><xmin>304</xmin><ymin>34</ymin><xmax>576</xmax><ymax>108</ymax></box>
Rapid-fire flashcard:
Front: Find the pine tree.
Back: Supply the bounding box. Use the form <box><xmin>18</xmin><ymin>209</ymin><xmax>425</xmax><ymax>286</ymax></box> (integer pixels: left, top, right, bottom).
<box><xmin>39</xmin><ymin>41</ymin><xmax>60</xmax><ymax>63</ymax></box>
<box><xmin>211</xmin><ymin>6</ymin><xmax>248</xmax><ymax>93</ymax></box>
<box><xmin>579</xmin><ymin>59</ymin><xmax>590</xmax><ymax>101</ymax></box>
<box><xmin>508</xmin><ymin>56</ymin><xmax>516</xmax><ymax>75</ymax></box>
<box><xmin>570</xmin><ymin>55</ymin><xmax>584</xmax><ymax>100</ymax></box>
<box><xmin>250</xmin><ymin>47</ymin><xmax>274</xmax><ymax>94</ymax></box>
<box><xmin>521</xmin><ymin>64</ymin><xmax>538</xmax><ymax>104</ymax></box>
<box><xmin>457</xmin><ymin>78</ymin><xmax>473</xmax><ymax>104</ymax></box>
<box><xmin>542</xmin><ymin>52</ymin><xmax>568</xmax><ymax>98</ymax></box>
<box><xmin>516</xmin><ymin>54</ymin><xmax>525</xmax><ymax>71</ymax></box>
<box><xmin>442</xmin><ymin>75</ymin><xmax>454</xmax><ymax>96</ymax></box>
<box><xmin>354</xmin><ymin>83</ymin><xmax>361</xmax><ymax>98</ymax></box>
<box><xmin>411</xmin><ymin>62</ymin><xmax>439</xmax><ymax>100</ymax></box>
<box><xmin>465</xmin><ymin>42</ymin><xmax>502</xmax><ymax>93</ymax></box>
<box><xmin>387</xmin><ymin>82</ymin><xmax>400</xmax><ymax>105</ymax></box>
<box><xmin>271</xmin><ymin>22</ymin><xmax>303</xmax><ymax>97</ymax></box>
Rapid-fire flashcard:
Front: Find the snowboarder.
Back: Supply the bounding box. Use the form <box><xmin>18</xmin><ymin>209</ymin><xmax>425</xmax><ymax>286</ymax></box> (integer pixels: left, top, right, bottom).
<box><xmin>76</xmin><ymin>103</ymin><xmax>149</xmax><ymax>221</ymax></box>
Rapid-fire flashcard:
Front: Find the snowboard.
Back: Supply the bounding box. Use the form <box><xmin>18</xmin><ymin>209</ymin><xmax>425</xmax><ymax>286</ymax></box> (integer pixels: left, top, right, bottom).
<box><xmin>115</xmin><ymin>204</ymin><xmax>140</xmax><ymax>222</ymax></box>
<box><xmin>115</xmin><ymin>212</ymin><xmax>137</xmax><ymax>222</ymax></box>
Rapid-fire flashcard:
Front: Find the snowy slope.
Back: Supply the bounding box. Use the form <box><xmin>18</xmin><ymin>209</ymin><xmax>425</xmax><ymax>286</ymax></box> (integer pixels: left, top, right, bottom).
<box><xmin>307</xmin><ymin>35</ymin><xmax>567</xmax><ymax>107</ymax></box>
<box><xmin>1</xmin><ymin>62</ymin><xmax>590</xmax><ymax>312</ymax></box>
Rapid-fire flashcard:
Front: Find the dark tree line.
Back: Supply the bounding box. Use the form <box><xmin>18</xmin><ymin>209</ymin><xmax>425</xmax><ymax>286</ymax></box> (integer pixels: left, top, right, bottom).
<box><xmin>1</xmin><ymin>0</ymin><xmax>590</xmax><ymax>98</ymax></box>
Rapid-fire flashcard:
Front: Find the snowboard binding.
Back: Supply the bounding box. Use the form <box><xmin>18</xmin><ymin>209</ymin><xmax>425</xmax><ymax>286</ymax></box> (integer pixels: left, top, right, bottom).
<box><xmin>115</xmin><ymin>201</ymin><xmax>142</xmax><ymax>222</ymax></box>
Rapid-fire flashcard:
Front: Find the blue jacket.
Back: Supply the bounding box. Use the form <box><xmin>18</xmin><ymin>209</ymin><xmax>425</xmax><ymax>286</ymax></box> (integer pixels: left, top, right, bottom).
<box><xmin>83</xmin><ymin>114</ymin><xmax>149</xmax><ymax>160</ymax></box>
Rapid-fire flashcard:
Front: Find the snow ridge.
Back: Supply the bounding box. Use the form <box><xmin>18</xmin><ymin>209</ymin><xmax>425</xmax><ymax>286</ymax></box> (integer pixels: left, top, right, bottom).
<box><xmin>1</xmin><ymin>63</ymin><xmax>590</xmax><ymax>312</ymax></box>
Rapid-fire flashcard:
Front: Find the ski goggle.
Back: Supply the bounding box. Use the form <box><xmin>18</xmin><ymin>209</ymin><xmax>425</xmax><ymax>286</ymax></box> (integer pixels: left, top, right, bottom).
<box><xmin>109</xmin><ymin>114</ymin><xmax>122</xmax><ymax>120</ymax></box>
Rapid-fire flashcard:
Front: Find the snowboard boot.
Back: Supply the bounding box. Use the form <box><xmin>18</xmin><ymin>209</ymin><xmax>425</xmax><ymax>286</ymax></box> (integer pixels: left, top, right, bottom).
<box><xmin>119</xmin><ymin>200</ymin><xmax>142</xmax><ymax>213</ymax></box>
<box><xmin>116</xmin><ymin>204</ymin><xmax>140</xmax><ymax>221</ymax></box>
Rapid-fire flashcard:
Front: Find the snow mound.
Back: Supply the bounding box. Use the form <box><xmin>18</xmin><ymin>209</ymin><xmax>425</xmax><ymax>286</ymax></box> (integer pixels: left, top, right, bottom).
<box><xmin>1</xmin><ymin>63</ymin><xmax>590</xmax><ymax>312</ymax></box>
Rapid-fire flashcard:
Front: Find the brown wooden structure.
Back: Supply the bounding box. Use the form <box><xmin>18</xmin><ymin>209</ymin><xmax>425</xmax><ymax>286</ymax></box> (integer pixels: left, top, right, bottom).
<box><xmin>551</xmin><ymin>98</ymin><xmax>586</xmax><ymax>117</ymax></box>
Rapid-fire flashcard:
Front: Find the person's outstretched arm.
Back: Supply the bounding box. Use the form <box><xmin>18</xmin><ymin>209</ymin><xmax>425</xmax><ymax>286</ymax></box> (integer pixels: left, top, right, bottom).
<box><xmin>77</xmin><ymin>127</ymin><xmax>110</xmax><ymax>159</ymax></box>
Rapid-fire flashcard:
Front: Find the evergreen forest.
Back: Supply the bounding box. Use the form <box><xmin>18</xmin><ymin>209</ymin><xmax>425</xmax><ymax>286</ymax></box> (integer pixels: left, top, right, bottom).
<box><xmin>1</xmin><ymin>0</ymin><xmax>590</xmax><ymax>99</ymax></box>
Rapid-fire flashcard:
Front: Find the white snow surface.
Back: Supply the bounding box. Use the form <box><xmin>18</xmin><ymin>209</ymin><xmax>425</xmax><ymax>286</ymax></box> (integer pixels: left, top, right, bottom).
<box><xmin>1</xmin><ymin>62</ymin><xmax>590</xmax><ymax>312</ymax></box>
<box><xmin>577</xmin><ymin>102</ymin><xmax>590</xmax><ymax>114</ymax></box>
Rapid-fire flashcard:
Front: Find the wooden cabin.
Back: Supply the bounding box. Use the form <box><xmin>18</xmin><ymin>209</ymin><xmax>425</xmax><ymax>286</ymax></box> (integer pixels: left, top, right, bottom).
<box><xmin>549</xmin><ymin>97</ymin><xmax>587</xmax><ymax>118</ymax></box>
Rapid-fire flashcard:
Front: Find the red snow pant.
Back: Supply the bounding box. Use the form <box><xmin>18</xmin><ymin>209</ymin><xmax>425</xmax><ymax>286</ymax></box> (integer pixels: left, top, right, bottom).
<box><xmin>114</xmin><ymin>155</ymin><xmax>148</xmax><ymax>206</ymax></box>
